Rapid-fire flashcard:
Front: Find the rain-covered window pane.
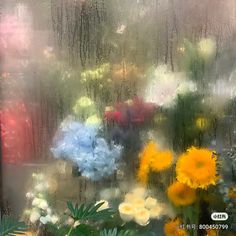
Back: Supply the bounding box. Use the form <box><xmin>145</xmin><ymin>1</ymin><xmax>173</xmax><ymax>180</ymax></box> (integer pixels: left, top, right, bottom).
<box><xmin>0</xmin><ymin>0</ymin><xmax>236</xmax><ymax>235</ymax></box>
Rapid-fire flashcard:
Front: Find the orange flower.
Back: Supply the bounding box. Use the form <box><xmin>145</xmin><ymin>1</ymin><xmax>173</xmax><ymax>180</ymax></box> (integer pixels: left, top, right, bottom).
<box><xmin>167</xmin><ymin>181</ymin><xmax>196</xmax><ymax>206</ymax></box>
<box><xmin>206</xmin><ymin>229</ymin><xmax>217</xmax><ymax>236</ymax></box>
<box><xmin>176</xmin><ymin>147</ymin><xmax>218</xmax><ymax>189</ymax></box>
<box><xmin>137</xmin><ymin>141</ymin><xmax>173</xmax><ymax>184</ymax></box>
<box><xmin>137</xmin><ymin>141</ymin><xmax>157</xmax><ymax>184</ymax></box>
<box><xmin>164</xmin><ymin>218</ymin><xmax>187</xmax><ymax>236</ymax></box>
<box><xmin>151</xmin><ymin>150</ymin><xmax>173</xmax><ymax>172</ymax></box>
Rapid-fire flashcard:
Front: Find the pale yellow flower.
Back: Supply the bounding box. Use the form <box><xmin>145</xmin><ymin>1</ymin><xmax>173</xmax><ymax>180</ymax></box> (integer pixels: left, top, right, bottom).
<box><xmin>198</xmin><ymin>38</ymin><xmax>216</xmax><ymax>60</ymax></box>
<box><xmin>134</xmin><ymin>208</ymin><xmax>150</xmax><ymax>226</ymax></box>
<box><xmin>85</xmin><ymin>114</ymin><xmax>101</xmax><ymax>125</ymax></box>
<box><xmin>119</xmin><ymin>202</ymin><xmax>135</xmax><ymax>222</ymax></box>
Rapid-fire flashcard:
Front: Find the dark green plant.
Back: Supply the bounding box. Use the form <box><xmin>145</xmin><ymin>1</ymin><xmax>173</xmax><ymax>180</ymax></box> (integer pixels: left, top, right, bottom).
<box><xmin>67</xmin><ymin>201</ymin><xmax>114</xmax><ymax>221</ymax></box>
<box><xmin>99</xmin><ymin>228</ymin><xmax>132</xmax><ymax>236</ymax></box>
<box><xmin>0</xmin><ymin>215</ymin><xmax>27</xmax><ymax>236</ymax></box>
<box><xmin>47</xmin><ymin>201</ymin><xmax>115</xmax><ymax>236</ymax></box>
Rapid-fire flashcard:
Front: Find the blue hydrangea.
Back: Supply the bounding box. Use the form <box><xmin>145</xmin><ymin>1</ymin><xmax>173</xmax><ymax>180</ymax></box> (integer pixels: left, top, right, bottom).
<box><xmin>51</xmin><ymin>117</ymin><xmax>123</xmax><ymax>181</ymax></box>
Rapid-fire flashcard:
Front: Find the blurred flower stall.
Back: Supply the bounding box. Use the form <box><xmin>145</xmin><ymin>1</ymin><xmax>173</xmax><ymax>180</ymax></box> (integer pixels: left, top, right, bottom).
<box><xmin>1</xmin><ymin>0</ymin><xmax>236</xmax><ymax>236</ymax></box>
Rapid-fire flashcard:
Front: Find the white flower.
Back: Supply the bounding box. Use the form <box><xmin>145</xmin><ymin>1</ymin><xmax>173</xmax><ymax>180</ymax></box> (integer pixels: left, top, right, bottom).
<box><xmin>116</xmin><ymin>24</ymin><xmax>126</xmax><ymax>34</ymax></box>
<box><xmin>26</xmin><ymin>192</ymin><xmax>34</xmax><ymax>199</ymax></box>
<box><xmin>40</xmin><ymin>215</ymin><xmax>51</xmax><ymax>225</ymax></box>
<box><xmin>35</xmin><ymin>183</ymin><xmax>49</xmax><ymax>192</ymax></box>
<box><xmin>73</xmin><ymin>220</ymin><xmax>81</xmax><ymax>228</ymax></box>
<box><xmin>133</xmin><ymin>198</ymin><xmax>145</xmax><ymax>210</ymax></box>
<box><xmin>119</xmin><ymin>202</ymin><xmax>135</xmax><ymax>222</ymax></box>
<box><xmin>38</xmin><ymin>199</ymin><xmax>49</xmax><ymax>210</ymax></box>
<box><xmin>145</xmin><ymin>197</ymin><xmax>157</xmax><ymax>210</ymax></box>
<box><xmin>32</xmin><ymin>197</ymin><xmax>41</xmax><ymax>207</ymax></box>
<box><xmin>95</xmin><ymin>200</ymin><xmax>109</xmax><ymax>211</ymax></box>
<box><xmin>197</xmin><ymin>38</ymin><xmax>216</xmax><ymax>60</ymax></box>
<box><xmin>30</xmin><ymin>210</ymin><xmax>41</xmax><ymax>223</ymax></box>
<box><xmin>51</xmin><ymin>215</ymin><xmax>59</xmax><ymax>224</ymax></box>
<box><xmin>149</xmin><ymin>205</ymin><xmax>163</xmax><ymax>219</ymax></box>
<box><xmin>134</xmin><ymin>208</ymin><xmax>150</xmax><ymax>226</ymax></box>
<box><xmin>144</xmin><ymin>65</ymin><xmax>195</xmax><ymax>107</ymax></box>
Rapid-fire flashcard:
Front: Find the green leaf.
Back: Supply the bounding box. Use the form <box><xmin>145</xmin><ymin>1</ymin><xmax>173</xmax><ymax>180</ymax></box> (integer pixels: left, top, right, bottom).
<box><xmin>100</xmin><ymin>228</ymin><xmax>133</xmax><ymax>236</ymax></box>
<box><xmin>0</xmin><ymin>216</ymin><xmax>27</xmax><ymax>236</ymax></box>
<box><xmin>67</xmin><ymin>201</ymin><xmax>115</xmax><ymax>221</ymax></box>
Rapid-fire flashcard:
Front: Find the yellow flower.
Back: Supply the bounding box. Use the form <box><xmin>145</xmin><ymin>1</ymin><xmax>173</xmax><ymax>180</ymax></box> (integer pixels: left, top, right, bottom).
<box><xmin>164</xmin><ymin>218</ymin><xmax>187</xmax><ymax>236</ymax></box>
<box><xmin>137</xmin><ymin>141</ymin><xmax>158</xmax><ymax>184</ymax></box>
<box><xmin>137</xmin><ymin>141</ymin><xmax>173</xmax><ymax>184</ymax></box>
<box><xmin>119</xmin><ymin>202</ymin><xmax>135</xmax><ymax>222</ymax></box>
<box><xmin>150</xmin><ymin>150</ymin><xmax>173</xmax><ymax>172</ymax></box>
<box><xmin>196</xmin><ymin>117</ymin><xmax>209</xmax><ymax>130</ymax></box>
<box><xmin>134</xmin><ymin>208</ymin><xmax>150</xmax><ymax>226</ymax></box>
<box><xmin>133</xmin><ymin>198</ymin><xmax>145</xmax><ymax>209</ymax></box>
<box><xmin>176</xmin><ymin>147</ymin><xmax>218</xmax><ymax>189</ymax></box>
<box><xmin>85</xmin><ymin>114</ymin><xmax>101</xmax><ymax>125</ymax></box>
<box><xmin>206</xmin><ymin>229</ymin><xmax>217</xmax><ymax>236</ymax></box>
<box><xmin>167</xmin><ymin>181</ymin><xmax>196</xmax><ymax>206</ymax></box>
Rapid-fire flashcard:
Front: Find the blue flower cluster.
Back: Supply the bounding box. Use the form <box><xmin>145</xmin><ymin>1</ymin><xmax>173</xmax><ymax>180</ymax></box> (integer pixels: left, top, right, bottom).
<box><xmin>51</xmin><ymin>117</ymin><xmax>123</xmax><ymax>181</ymax></box>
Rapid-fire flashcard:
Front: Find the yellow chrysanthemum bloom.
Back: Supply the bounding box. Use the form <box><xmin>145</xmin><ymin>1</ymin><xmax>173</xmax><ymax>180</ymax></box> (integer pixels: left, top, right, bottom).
<box><xmin>150</xmin><ymin>150</ymin><xmax>173</xmax><ymax>172</ymax></box>
<box><xmin>167</xmin><ymin>181</ymin><xmax>196</xmax><ymax>206</ymax></box>
<box><xmin>176</xmin><ymin>147</ymin><xmax>218</xmax><ymax>189</ymax></box>
<box><xmin>164</xmin><ymin>218</ymin><xmax>187</xmax><ymax>236</ymax></box>
<box><xmin>137</xmin><ymin>141</ymin><xmax>158</xmax><ymax>184</ymax></box>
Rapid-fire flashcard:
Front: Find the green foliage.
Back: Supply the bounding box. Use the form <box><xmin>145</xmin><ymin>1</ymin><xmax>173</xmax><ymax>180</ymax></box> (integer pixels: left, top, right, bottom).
<box><xmin>67</xmin><ymin>201</ymin><xmax>115</xmax><ymax>221</ymax></box>
<box><xmin>47</xmin><ymin>223</ymin><xmax>99</xmax><ymax>236</ymax></box>
<box><xmin>169</xmin><ymin>93</ymin><xmax>204</xmax><ymax>152</ymax></box>
<box><xmin>100</xmin><ymin>228</ymin><xmax>132</xmax><ymax>236</ymax></box>
<box><xmin>47</xmin><ymin>201</ymin><xmax>116</xmax><ymax>236</ymax></box>
<box><xmin>0</xmin><ymin>215</ymin><xmax>27</xmax><ymax>236</ymax></box>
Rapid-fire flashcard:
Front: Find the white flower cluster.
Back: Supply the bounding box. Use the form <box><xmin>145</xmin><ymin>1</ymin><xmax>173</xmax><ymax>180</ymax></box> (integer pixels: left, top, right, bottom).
<box><xmin>24</xmin><ymin>173</ymin><xmax>59</xmax><ymax>225</ymax></box>
<box><xmin>118</xmin><ymin>187</ymin><xmax>164</xmax><ymax>226</ymax></box>
<box><xmin>144</xmin><ymin>65</ymin><xmax>196</xmax><ymax>108</ymax></box>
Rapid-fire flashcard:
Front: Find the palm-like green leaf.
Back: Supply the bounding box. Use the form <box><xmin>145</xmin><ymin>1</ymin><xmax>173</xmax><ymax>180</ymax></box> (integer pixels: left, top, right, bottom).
<box><xmin>0</xmin><ymin>216</ymin><xmax>27</xmax><ymax>236</ymax></box>
<box><xmin>100</xmin><ymin>228</ymin><xmax>132</xmax><ymax>236</ymax></box>
<box><xmin>67</xmin><ymin>201</ymin><xmax>115</xmax><ymax>221</ymax></box>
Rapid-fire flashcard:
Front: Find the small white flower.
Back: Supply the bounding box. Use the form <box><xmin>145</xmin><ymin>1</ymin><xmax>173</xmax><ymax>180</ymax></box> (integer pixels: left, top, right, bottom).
<box><xmin>32</xmin><ymin>197</ymin><xmax>41</xmax><ymax>207</ymax></box>
<box><xmin>51</xmin><ymin>215</ymin><xmax>59</xmax><ymax>224</ymax></box>
<box><xmin>95</xmin><ymin>200</ymin><xmax>109</xmax><ymax>211</ymax></box>
<box><xmin>73</xmin><ymin>220</ymin><xmax>81</xmax><ymax>228</ymax></box>
<box><xmin>30</xmin><ymin>210</ymin><xmax>41</xmax><ymax>223</ymax></box>
<box><xmin>35</xmin><ymin>183</ymin><xmax>48</xmax><ymax>192</ymax></box>
<box><xmin>38</xmin><ymin>199</ymin><xmax>49</xmax><ymax>210</ymax></box>
<box><xmin>26</xmin><ymin>192</ymin><xmax>34</xmax><ymax>199</ymax></box>
<box><xmin>116</xmin><ymin>24</ymin><xmax>126</xmax><ymax>34</ymax></box>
